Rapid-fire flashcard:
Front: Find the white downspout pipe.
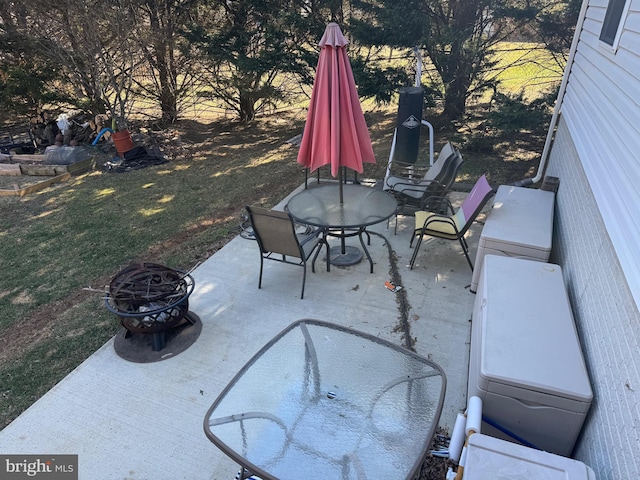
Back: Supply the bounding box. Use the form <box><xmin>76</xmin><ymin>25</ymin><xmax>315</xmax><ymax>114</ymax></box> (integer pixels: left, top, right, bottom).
<box><xmin>513</xmin><ymin>0</ymin><xmax>590</xmax><ymax>187</ymax></box>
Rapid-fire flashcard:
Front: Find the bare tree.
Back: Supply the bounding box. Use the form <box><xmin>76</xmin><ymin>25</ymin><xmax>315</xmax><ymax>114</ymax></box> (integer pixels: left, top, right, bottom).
<box><xmin>0</xmin><ymin>0</ymin><xmax>139</xmax><ymax>125</ymax></box>
<box><xmin>124</xmin><ymin>0</ymin><xmax>204</xmax><ymax>124</ymax></box>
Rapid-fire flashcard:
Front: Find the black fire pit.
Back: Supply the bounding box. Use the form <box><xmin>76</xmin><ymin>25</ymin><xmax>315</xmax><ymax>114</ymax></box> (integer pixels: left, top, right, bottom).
<box><xmin>105</xmin><ymin>263</ymin><xmax>201</xmax><ymax>362</ymax></box>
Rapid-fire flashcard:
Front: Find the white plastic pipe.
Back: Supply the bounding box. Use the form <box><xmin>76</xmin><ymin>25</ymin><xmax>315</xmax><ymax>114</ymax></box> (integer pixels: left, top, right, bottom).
<box><xmin>421</xmin><ymin>120</ymin><xmax>434</xmax><ymax>166</ymax></box>
<box><xmin>465</xmin><ymin>396</ymin><xmax>483</xmax><ymax>436</ymax></box>
<box><xmin>518</xmin><ymin>0</ymin><xmax>589</xmax><ymax>187</ymax></box>
<box><xmin>448</xmin><ymin>412</ymin><xmax>467</xmax><ymax>463</ymax></box>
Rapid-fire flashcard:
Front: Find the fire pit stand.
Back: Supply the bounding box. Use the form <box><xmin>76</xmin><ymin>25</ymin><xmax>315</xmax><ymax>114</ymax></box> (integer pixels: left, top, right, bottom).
<box><xmin>105</xmin><ymin>263</ymin><xmax>201</xmax><ymax>361</ymax></box>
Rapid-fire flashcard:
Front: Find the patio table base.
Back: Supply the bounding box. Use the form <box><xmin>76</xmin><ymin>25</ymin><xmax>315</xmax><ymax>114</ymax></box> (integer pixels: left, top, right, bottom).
<box><xmin>329</xmin><ymin>245</ymin><xmax>363</xmax><ymax>266</ymax></box>
<box><xmin>324</xmin><ymin>227</ymin><xmax>373</xmax><ymax>271</ymax></box>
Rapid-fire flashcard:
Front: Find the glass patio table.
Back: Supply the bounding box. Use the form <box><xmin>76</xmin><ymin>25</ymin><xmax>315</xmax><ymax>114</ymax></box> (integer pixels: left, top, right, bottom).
<box><xmin>286</xmin><ymin>184</ymin><xmax>398</xmax><ymax>272</ymax></box>
<box><xmin>203</xmin><ymin>319</ymin><xmax>446</xmax><ymax>480</ymax></box>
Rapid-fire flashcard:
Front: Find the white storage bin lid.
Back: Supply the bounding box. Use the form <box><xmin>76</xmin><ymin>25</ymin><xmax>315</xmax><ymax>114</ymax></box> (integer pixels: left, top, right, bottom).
<box><xmin>464</xmin><ymin>433</ymin><xmax>596</xmax><ymax>479</ymax></box>
<box><xmin>479</xmin><ymin>256</ymin><xmax>592</xmax><ymax>404</ymax></box>
<box><xmin>481</xmin><ymin>185</ymin><xmax>554</xmax><ymax>252</ymax></box>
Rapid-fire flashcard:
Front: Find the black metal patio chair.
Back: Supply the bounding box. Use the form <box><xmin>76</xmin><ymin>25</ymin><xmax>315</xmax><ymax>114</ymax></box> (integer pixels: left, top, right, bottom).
<box><xmin>245</xmin><ymin>206</ymin><xmax>328</xmax><ymax>299</ymax></box>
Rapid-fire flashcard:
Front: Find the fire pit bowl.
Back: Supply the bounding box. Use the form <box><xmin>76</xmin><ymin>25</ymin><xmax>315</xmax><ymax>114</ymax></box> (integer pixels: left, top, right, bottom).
<box><xmin>105</xmin><ymin>263</ymin><xmax>196</xmax><ymax>354</ymax></box>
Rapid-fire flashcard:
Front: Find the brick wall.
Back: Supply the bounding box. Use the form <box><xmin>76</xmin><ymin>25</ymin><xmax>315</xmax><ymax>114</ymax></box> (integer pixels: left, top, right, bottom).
<box><xmin>546</xmin><ymin>116</ymin><xmax>640</xmax><ymax>479</ymax></box>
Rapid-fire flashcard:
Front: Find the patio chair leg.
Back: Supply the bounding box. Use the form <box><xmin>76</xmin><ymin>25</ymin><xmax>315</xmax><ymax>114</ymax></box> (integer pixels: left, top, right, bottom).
<box><xmin>459</xmin><ymin>237</ymin><xmax>474</xmax><ymax>271</ymax></box>
<box><xmin>410</xmin><ymin>235</ymin><xmax>424</xmax><ymax>269</ymax></box>
<box><xmin>325</xmin><ymin>239</ymin><xmax>330</xmax><ymax>272</ymax></box>
<box><xmin>394</xmin><ymin>201</ymin><xmax>406</xmax><ymax>235</ymax></box>
<box><xmin>311</xmin><ymin>244</ymin><xmax>319</xmax><ymax>272</ymax></box>
<box><xmin>312</xmin><ymin>236</ymin><xmax>330</xmax><ymax>272</ymax></box>
<box><xmin>301</xmin><ymin>263</ymin><xmax>307</xmax><ymax>299</ymax></box>
<box><xmin>258</xmin><ymin>256</ymin><xmax>264</xmax><ymax>289</ymax></box>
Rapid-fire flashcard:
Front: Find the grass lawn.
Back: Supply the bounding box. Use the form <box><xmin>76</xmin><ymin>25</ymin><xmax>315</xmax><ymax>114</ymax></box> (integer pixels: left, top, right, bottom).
<box><xmin>492</xmin><ymin>42</ymin><xmax>565</xmax><ymax>99</ymax></box>
<box><xmin>0</xmin><ymin>103</ymin><xmax>546</xmax><ymax>429</ymax></box>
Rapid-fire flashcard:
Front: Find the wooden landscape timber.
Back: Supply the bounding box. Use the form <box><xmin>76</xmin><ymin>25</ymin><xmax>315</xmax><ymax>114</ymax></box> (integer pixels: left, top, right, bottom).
<box><xmin>0</xmin><ymin>152</ymin><xmax>95</xmax><ymax>197</ymax></box>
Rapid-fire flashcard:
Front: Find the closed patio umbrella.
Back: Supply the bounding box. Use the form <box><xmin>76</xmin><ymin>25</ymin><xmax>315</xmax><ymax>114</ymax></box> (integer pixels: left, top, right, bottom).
<box><xmin>297</xmin><ymin>22</ymin><xmax>376</xmax><ymax>203</ymax></box>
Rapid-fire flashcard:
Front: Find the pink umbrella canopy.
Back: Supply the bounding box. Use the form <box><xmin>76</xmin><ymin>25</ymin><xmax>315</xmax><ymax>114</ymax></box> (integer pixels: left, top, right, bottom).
<box><xmin>297</xmin><ymin>23</ymin><xmax>376</xmax><ymax>178</ymax></box>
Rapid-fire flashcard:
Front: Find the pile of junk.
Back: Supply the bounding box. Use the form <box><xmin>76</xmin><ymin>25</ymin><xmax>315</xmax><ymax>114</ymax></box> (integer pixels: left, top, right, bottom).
<box><xmin>1</xmin><ymin>110</ymin><xmax>166</xmax><ymax>173</ymax></box>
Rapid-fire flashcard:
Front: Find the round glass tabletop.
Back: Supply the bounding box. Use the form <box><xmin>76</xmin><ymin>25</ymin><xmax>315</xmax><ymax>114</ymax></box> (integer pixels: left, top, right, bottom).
<box><xmin>286</xmin><ymin>184</ymin><xmax>398</xmax><ymax>229</ymax></box>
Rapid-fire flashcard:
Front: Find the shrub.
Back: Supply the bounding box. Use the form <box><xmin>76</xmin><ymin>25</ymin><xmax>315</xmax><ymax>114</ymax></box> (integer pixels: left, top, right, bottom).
<box><xmin>488</xmin><ymin>91</ymin><xmax>552</xmax><ymax>133</ymax></box>
<box><xmin>465</xmin><ymin>132</ymin><xmax>496</xmax><ymax>154</ymax></box>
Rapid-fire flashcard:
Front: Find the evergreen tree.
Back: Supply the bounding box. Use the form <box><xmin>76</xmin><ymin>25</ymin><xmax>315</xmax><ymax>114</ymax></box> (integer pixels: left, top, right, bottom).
<box><xmin>185</xmin><ymin>0</ymin><xmax>334</xmax><ymax>122</ymax></box>
<box><xmin>349</xmin><ymin>0</ymin><xmax>578</xmax><ymax>122</ymax></box>
<box><xmin>0</xmin><ymin>4</ymin><xmax>63</xmax><ymax>118</ymax></box>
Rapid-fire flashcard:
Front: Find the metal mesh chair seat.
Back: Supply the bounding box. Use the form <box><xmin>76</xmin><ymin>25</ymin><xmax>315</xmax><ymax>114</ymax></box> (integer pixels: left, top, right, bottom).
<box><xmin>245</xmin><ymin>206</ymin><xmax>328</xmax><ymax>299</ymax></box>
<box><xmin>409</xmin><ymin>175</ymin><xmax>495</xmax><ymax>270</ymax></box>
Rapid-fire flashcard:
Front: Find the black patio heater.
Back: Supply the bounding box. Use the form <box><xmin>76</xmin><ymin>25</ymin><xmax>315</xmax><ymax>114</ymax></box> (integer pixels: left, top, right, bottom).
<box><xmin>394</xmin><ymin>86</ymin><xmax>424</xmax><ymax>165</ymax></box>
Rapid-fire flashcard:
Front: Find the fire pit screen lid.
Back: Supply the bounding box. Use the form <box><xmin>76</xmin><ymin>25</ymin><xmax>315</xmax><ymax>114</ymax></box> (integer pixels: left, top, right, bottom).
<box><xmin>106</xmin><ymin>262</ymin><xmax>194</xmax><ymax>316</ymax></box>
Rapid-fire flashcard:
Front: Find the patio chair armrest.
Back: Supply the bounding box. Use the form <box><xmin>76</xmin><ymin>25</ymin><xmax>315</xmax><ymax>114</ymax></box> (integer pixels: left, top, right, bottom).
<box><xmin>387</xmin><ymin>178</ymin><xmax>443</xmax><ymax>191</ymax></box>
<box><xmin>298</xmin><ymin>226</ymin><xmax>325</xmax><ymax>246</ymax></box>
<box><xmin>419</xmin><ymin>195</ymin><xmax>455</xmax><ymax>213</ymax></box>
<box><xmin>424</xmin><ymin>214</ymin><xmax>456</xmax><ymax>227</ymax></box>
<box><xmin>385</xmin><ymin>163</ymin><xmax>431</xmax><ymax>183</ymax></box>
<box><xmin>420</xmin><ymin>214</ymin><xmax>461</xmax><ymax>235</ymax></box>
<box><xmin>387</xmin><ymin>158</ymin><xmax>430</xmax><ymax>171</ymax></box>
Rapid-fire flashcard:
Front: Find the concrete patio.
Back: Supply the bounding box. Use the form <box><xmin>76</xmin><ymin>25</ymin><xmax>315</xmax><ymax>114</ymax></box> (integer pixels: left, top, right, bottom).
<box><xmin>0</xmin><ymin>182</ymin><xmax>490</xmax><ymax>480</ymax></box>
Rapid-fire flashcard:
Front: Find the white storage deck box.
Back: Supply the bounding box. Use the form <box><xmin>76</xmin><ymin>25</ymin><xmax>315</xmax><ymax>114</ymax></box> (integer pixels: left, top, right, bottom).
<box><xmin>464</xmin><ymin>433</ymin><xmax>596</xmax><ymax>479</ymax></box>
<box><xmin>471</xmin><ymin>185</ymin><xmax>555</xmax><ymax>292</ymax></box>
<box><xmin>468</xmin><ymin>255</ymin><xmax>592</xmax><ymax>457</ymax></box>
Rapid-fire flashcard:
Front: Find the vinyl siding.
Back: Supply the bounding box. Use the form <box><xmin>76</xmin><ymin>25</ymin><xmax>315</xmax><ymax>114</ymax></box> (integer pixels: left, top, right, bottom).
<box><xmin>560</xmin><ymin>0</ymin><xmax>640</xmax><ymax>307</ymax></box>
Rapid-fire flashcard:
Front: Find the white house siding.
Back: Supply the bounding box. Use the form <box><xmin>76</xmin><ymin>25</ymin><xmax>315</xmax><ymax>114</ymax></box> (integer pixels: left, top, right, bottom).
<box><xmin>559</xmin><ymin>0</ymin><xmax>640</xmax><ymax>309</ymax></box>
<box><xmin>545</xmin><ymin>116</ymin><xmax>640</xmax><ymax>479</ymax></box>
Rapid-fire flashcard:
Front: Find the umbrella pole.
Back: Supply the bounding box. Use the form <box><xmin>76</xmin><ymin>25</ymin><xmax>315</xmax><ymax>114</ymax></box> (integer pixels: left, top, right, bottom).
<box><xmin>326</xmin><ymin>165</ymin><xmax>364</xmax><ymax>266</ymax></box>
<box><xmin>339</xmin><ymin>167</ymin><xmax>346</xmax><ymax>254</ymax></box>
